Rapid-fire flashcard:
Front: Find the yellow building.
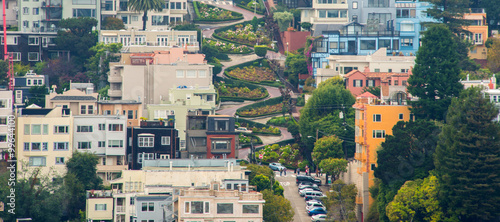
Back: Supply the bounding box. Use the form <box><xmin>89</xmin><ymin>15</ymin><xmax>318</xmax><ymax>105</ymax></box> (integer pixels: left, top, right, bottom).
<box><xmin>352</xmin><ymin>92</ymin><xmax>411</xmax><ymax>221</ymax></box>
<box><xmin>463</xmin><ymin>8</ymin><xmax>488</xmax><ymax>60</ymax></box>
<box><xmin>16</xmin><ymin>107</ymin><xmax>73</xmax><ymax>179</ymax></box>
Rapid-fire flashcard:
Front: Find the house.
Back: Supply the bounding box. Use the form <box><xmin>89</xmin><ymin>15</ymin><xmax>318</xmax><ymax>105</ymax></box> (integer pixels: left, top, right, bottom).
<box><xmin>347</xmin><ymin>92</ymin><xmax>412</xmax><ymax>221</ymax></box>
<box><xmin>15</xmin><ymin>107</ymin><xmax>73</xmax><ymax>179</ymax></box>
<box><xmin>100</xmin><ymin>29</ymin><xmax>199</xmax><ymax>53</ymax></box>
<box><xmin>147</xmin><ymin>85</ymin><xmax>217</xmax><ymax>153</ymax></box>
<box><xmin>135</xmin><ymin>195</ymin><xmax>175</xmax><ymax>222</ymax></box>
<box><xmin>86</xmin><ymin>190</ymin><xmax>114</xmax><ymax>222</ymax></box>
<box><xmin>344</xmin><ymin>68</ymin><xmax>412</xmax><ymax>99</ymax></box>
<box><xmin>315</xmin><ymin>47</ymin><xmax>415</xmax><ymax>85</ymax></box>
<box><xmin>73</xmin><ymin>115</ymin><xmax>128</xmax><ymax>184</ymax></box>
<box><xmin>0</xmin><ymin>90</ymin><xmax>13</xmax><ymax>159</ymax></box>
<box><xmin>13</xmin><ymin>70</ymin><xmax>49</xmax><ymax>107</ymax></box>
<box><xmin>70</xmin><ymin>82</ymin><xmax>95</xmax><ymax>94</ymax></box>
<box><xmin>45</xmin><ymin>88</ymin><xmax>99</xmax><ymax>115</ymax></box>
<box><xmin>462</xmin><ymin>8</ymin><xmax>488</xmax><ymax>61</ymax></box>
<box><xmin>460</xmin><ymin>74</ymin><xmax>496</xmax><ymax>90</ymax></box>
<box><xmin>107</xmin><ymin>48</ymin><xmax>213</xmax><ymax>106</ymax></box>
<box><xmin>97</xmin><ymin>100</ymin><xmax>143</xmax><ymax>127</ymax></box>
<box><xmin>299</xmin><ymin>0</ymin><xmax>349</xmax><ymax>26</ymax></box>
<box><xmin>281</xmin><ymin>30</ymin><xmax>311</xmax><ymax>54</ymax></box>
<box><xmin>127</xmin><ymin>120</ymin><xmax>180</xmax><ymax>170</ymax></box>
<box><xmin>185</xmin><ymin>114</ymin><xmax>239</xmax><ymax>159</ymax></box>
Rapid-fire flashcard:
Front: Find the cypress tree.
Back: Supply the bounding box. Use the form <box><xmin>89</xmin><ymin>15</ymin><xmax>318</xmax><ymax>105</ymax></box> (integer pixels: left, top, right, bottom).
<box><xmin>435</xmin><ymin>87</ymin><xmax>500</xmax><ymax>221</ymax></box>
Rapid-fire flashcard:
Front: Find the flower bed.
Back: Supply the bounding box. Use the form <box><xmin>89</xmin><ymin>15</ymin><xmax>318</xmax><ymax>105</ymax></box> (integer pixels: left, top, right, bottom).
<box><xmin>193</xmin><ymin>2</ymin><xmax>243</xmax><ymax>22</ymax></box>
<box><xmin>218</xmin><ymin>83</ymin><xmax>267</xmax><ymax>100</ymax></box>
<box><xmin>234</xmin><ymin>0</ymin><xmax>266</xmax><ymax>15</ymax></box>
<box><xmin>236</xmin><ymin>96</ymin><xmax>284</xmax><ymax>117</ymax></box>
<box><xmin>216</xmin><ymin>23</ymin><xmax>271</xmax><ymax>46</ymax></box>
<box><xmin>239</xmin><ymin>133</ymin><xmax>263</xmax><ymax>148</ymax></box>
<box><xmin>204</xmin><ymin>38</ymin><xmax>253</xmax><ymax>54</ymax></box>
<box><xmin>266</xmin><ymin>116</ymin><xmax>297</xmax><ymax>127</ymax></box>
<box><xmin>236</xmin><ymin>118</ymin><xmax>281</xmax><ymax>135</ymax></box>
<box><xmin>226</xmin><ymin>66</ymin><xmax>275</xmax><ymax>83</ymax></box>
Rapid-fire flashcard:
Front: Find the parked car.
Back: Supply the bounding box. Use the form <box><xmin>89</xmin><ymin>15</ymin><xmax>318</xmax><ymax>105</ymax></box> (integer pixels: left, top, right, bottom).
<box><xmin>299</xmin><ymin>188</ymin><xmax>322</xmax><ymax>196</ymax></box>
<box><xmin>296</xmin><ymin>175</ymin><xmax>321</xmax><ymax>185</ymax></box>
<box><xmin>306</xmin><ymin>199</ymin><xmax>323</xmax><ymax>205</ymax></box>
<box><xmin>298</xmin><ymin>182</ymin><xmax>316</xmax><ymax>189</ymax></box>
<box><xmin>299</xmin><ymin>185</ymin><xmax>320</xmax><ymax>192</ymax></box>
<box><xmin>306</xmin><ymin>202</ymin><xmax>325</xmax><ymax>211</ymax></box>
<box><xmin>308</xmin><ymin>207</ymin><xmax>327</xmax><ymax>216</ymax></box>
<box><xmin>269</xmin><ymin>162</ymin><xmax>286</xmax><ymax>171</ymax></box>
<box><xmin>235</xmin><ymin>127</ymin><xmax>252</xmax><ymax>133</ymax></box>
<box><xmin>305</xmin><ymin>192</ymin><xmax>327</xmax><ymax>201</ymax></box>
<box><xmin>311</xmin><ymin>214</ymin><xmax>327</xmax><ymax>222</ymax></box>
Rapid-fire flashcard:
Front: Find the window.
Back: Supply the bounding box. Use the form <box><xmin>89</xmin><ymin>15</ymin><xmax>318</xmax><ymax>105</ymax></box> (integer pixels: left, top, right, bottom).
<box><xmin>360</xmin><ymin>40</ymin><xmax>376</xmax><ymax>50</ymax></box>
<box><xmin>366</xmin><ymin>80</ymin><xmax>375</xmax><ymax>87</ymax></box>
<box><xmin>161</xmin><ymin>136</ymin><xmax>171</xmax><ymax>145</ymax></box>
<box><xmin>191</xmin><ymin>201</ymin><xmax>204</xmax><ymax>213</ymax></box>
<box><xmin>353</xmin><ymin>80</ymin><xmax>363</xmax><ymax>87</ymax></box>
<box><xmin>29</xmin><ymin>157</ymin><xmax>46</xmax><ymax>166</ymax></box>
<box><xmin>185</xmin><ymin>202</ymin><xmax>190</xmax><ymax>213</ymax></box>
<box><xmin>73</xmin><ymin>0</ymin><xmax>97</xmax><ymax>4</ymax></box>
<box><xmin>108</xmin><ymin>140</ymin><xmax>124</xmax><ymax>148</ymax></box>
<box><xmin>368</xmin><ymin>0</ymin><xmax>389</xmax><ymax>7</ymax></box>
<box><xmin>372</xmin><ymin>130</ymin><xmax>386</xmax><ymax>138</ymax></box>
<box><xmin>204</xmin><ymin>202</ymin><xmax>210</xmax><ymax>213</ymax></box>
<box><xmin>352</xmin><ymin>1</ymin><xmax>358</xmax><ymax>8</ymax></box>
<box><xmin>388</xmin><ymin>69</ymin><xmax>393</xmax><ymax>72</ymax></box>
<box><xmin>78</xmin><ymin>142</ymin><xmax>92</xmax><ymax>149</ymax></box>
<box><xmin>367</xmin><ymin>13</ymin><xmax>391</xmax><ymax>24</ymax></box>
<box><xmin>199</xmin><ymin>70</ymin><xmax>207</xmax><ymax>78</ymax></box>
<box><xmin>213</xmin><ymin>141</ymin><xmax>229</xmax><ymax>149</ymax></box>
<box><xmin>97</xmin><ymin>124</ymin><xmax>105</xmax><ymax>131</ymax></box>
<box><xmin>379</xmin><ymin>39</ymin><xmax>391</xmax><ymax>49</ymax></box>
<box><xmin>138</xmin><ymin>137</ymin><xmax>154</xmax><ymax>147</ymax></box>
<box><xmin>77</xmin><ymin>126</ymin><xmax>93</xmax><ymax>132</ymax></box>
<box><xmin>31</xmin><ymin>143</ymin><xmax>41</xmax><ymax>151</ymax></box>
<box><xmin>28</xmin><ymin>37</ymin><xmax>39</xmax><ymax>45</ymax></box>
<box><xmin>396</xmin><ymin>9</ymin><xmax>416</xmax><ymax>18</ymax></box>
<box><xmin>23</xmin><ymin>7</ymin><xmax>29</xmax><ymax>15</ymax></box>
<box><xmin>95</xmin><ymin>204</ymin><xmax>107</xmax><ymax>211</ymax></box>
<box><xmin>80</xmin><ymin>105</ymin><xmax>86</xmax><ymax>114</ymax></box>
<box><xmin>31</xmin><ymin>124</ymin><xmax>41</xmax><ymax>135</ymax></box>
<box><xmin>54</xmin><ymin>142</ymin><xmax>69</xmax><ymax>150</ymax></box>
<box><xmin>33</xmin><ymin>8</ymin><xmax>39</xmax><ymax>15</ymax></box>
<box><xmin>318</xmin><ymin>10</ymin><xmax>347</xmax><ymax>18</ymax></box>
<box><xmin>330</xmin><ymin>42</ymin><xmax>338</xmax><ymax>49</ymax></box>
<box><xmin>98</xmin><ymin>141</ymin><xmax>106</xmax><ymax>147</ymax></box>
<box><xmin>24</xmin><ymin>124</ymin><xmax>30</xmax><ymax>135</ymax></box>
<box><xmin>401</xmin><ymin>38</ymin><xmax>413</xmax><ymax>47</ymax></box>
<box><xmin>217</xmin><ymin>203</ymin><xmax>234</xmax><ymax>214</ymax></box>
<box><xmin>73</xmin><ymin>8</ymin><xmax>96</xmax><ymax>17</ymax></box>
<box><xmin>24</xmin><ymin>143</ymin><xmax>29</xmax><ymax>151</ymax></box>
<box><xmin>0</xmin><ymin>117</ymin><xmax>6</xmax><ymax>125</ymax></box>
<box><xmin>130</xmin><ymin>197</ymin><xmax>135</xmax><ymax>205</ymax></box>
<box><xmin>400</xmin><ymin>23</ymin><xmax>414</xmax><ymax>32</ymax></box>
<box><xmin>475</xmin><ymin>33</ymin><xmax>483</xmax><ymax>43</ymax></box>
<box><xmin>43</xmin><ymin>124</ymin><xmax>48</xmax><ymax>135</ymax></box>
<box><xmin>176</xmin><ymin>70</ymin><xmax>184</xmax><ymax>78</ymax></box>
<box><xmin>187</xmin><ymin>70</ymin><xmax>196</xmax><ymax>78</ymax></box>
<box><xmin>207</xmin><ymin>95</ymin><xmax>214</xmax><ymax>101</ymax></box>
<box><xmin>374</xmin><ymin>69</ymin><xmax>380</xmax><ymax>72</ymax></box>
<box><xmin>54</xmin><ymin>126</ymin><xmax>69</xmax><ymax>134</ymax></box>
<box><xmin>371</xmin><ymin>164</ymin><xmax>376</xmax><ymax>170</ymax></box>
<box><xmin>55</xmin><ymin>157</ymin><xmax>65</xmax><ymax>164</ymax></box>
<box><xmin>128</xmin><ymin>110</ymin><xmax>134</xmax><ymax>119</ymax></box>
<box><xmin>109</xmin><ymin>124</ymin><xmax>124</xmax><ymax>131</ymax></box>
<box><xmin>402</xmin><ymin>80</ymin><xmax>407</xmax><ymax>86</ymax></box>
<box><xmin>11</xmin><ymin>52</ymin><xmax>20</xmax><ymax>61</ymax></box>
<box><xmin>28</xmin><ymin>52</ymin><xmax>39</xmax><ymax>61</ymax></box>
<box><xmin>149</xmin><ymin>202</ymin><xmax>154</xmax><ymax>211</ymax></box>
<box><xmin>243</xmin><ymin>205</ymin><xmax>259</xmax><ymax>214</ymax></box>
<box><xmin>132</xmin><ymin>16</ymin><xmax>139</xmax><ymax>21</ymax></box>
<box><xmin>373</xmin><ymin>114</ymin><xmax>381</xmax><ymax>122</ymax></box>
<box><xmin>23</xmin><ymin>21</ymin><xmax>29</xmax><ymax>28</ymax></box>
<box><xmin>399</xmin><ymin>114</ymin><xmax>404</xmax><ymax>120</ymax></box>
<box><xmin>88</xmin><ymin>105</ymin><xmax>94</xmax><ymax>114</ymax></box>
<box><xmin>394</xmin><ymin>80</ymin><xmax>399</xmax><ymax>86</ymax></box>
<box><xmin>215</xmin><ymin>120</ymin><xmax>228</xmax><ymax>131</ymax></box>
<box><xmin>317</xmin><ymin>0</ymin><xmax>337</xmax><ymax>3</ymax></box>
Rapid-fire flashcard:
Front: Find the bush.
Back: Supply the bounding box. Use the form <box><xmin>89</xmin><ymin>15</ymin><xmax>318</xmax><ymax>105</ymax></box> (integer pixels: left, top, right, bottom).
<box><xmin>236</xmin><ymin>96</ymin><xmax>284</xmax><ymax>117</ymax></box>
<box><xmin>215</xmin><ymin>53</ymin><xmax>230</xmax><ymax>60</ymax></box>
<box><xmin>211</xmin><ymin>63</ymin><xmax>223</xmax><ymax>76</ymax></box>
<box><xmin>193</xmin><ymin>1</ymin><xmax>243</xmax><ymax>22</ymax></box>
<box><xmin>255</xmin><ymin>45</ymin><xmax>268</xmax><ymax>57</ymax></box>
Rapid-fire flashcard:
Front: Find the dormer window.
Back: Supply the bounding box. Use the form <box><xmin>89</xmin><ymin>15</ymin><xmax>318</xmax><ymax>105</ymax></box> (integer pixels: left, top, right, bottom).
<box><xmin>215</xmin><ymin>120</ymin><xmax>228</xmax><ymax>131</ymax></box>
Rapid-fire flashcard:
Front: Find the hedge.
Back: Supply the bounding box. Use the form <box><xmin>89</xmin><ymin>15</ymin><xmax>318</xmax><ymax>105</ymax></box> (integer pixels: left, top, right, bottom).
<box><xmin>212</xmin><ymin>18</ymin><xmax>268</xmax><ymax>48</ymax></box>
<box><xmin>236</xmin><ymin>118</ymin><xmax>281</xmax><ymax>135</ymax></box>
<box><xmin>236</xmin><ymin>4</ymin><xmax>265</xmax><ymax>15</ymax></box>
<box><xmin>193</xmin><ymin>1</ymin><xmax>244</xmax><ymax>23</ymax></box>
<box><xmin>204</xmin><ymin>38</ymin><xmax>254</xmax><ymax>55</ymax></box>
<box><xmin>254</xmin><ymin>45</ymin><xmax>267</xmax><ymax>57</ymax></box>
<box><xmin>234</xmin><ymin>0</ymin><xmax>266</xmax><ymax>14</ymax></box>
<box><xmin>216</xmin><ymin>76</ymin><xmax>269</xmax><ymax>101</ymax></box>
<box><xmin>240</xmin><ymin>134</ymin><xmax>263</xmax><ymax>148</ymax></box>
<box><xmin>223</xmin><ymin>58</ymin><xmax>284</xmax><ymax>87</ymax></box>
<box><xmin>236</xmin><ymin>96</ymin><xmax>284</xmax><ymax>117</ymax></box>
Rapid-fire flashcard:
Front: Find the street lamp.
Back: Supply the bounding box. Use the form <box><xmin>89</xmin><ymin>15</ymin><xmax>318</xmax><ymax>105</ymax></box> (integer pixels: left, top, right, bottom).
<box><xmin>286</xmin><ymin>42</ymin><xmax>289</xmax><ymax>56</ymax></box>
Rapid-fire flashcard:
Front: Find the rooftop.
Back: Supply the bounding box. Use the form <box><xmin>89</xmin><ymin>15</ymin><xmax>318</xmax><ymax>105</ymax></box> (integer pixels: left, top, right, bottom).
<box><xmin>51</xmin><ymin>96</ymin><xmax>97</xmax><ymax>101</ymax></box>
<box><xmin>98</xmin><ymin>99</ymin><xmax>142</xmax><ymax>104</ymax></box>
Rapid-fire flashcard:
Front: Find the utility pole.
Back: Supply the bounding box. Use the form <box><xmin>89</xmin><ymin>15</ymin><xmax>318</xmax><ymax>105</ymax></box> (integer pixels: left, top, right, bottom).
<box><xmin>341</xmin><ymin>104</ymin><xmax>347</xmax><ymax>159</ymax></box>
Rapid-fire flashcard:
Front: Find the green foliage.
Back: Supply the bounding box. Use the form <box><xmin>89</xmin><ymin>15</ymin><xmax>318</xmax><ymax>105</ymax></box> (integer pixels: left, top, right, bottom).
<box><xmin>13</xmin><ymin>62</ymin><xmax>31</xmax><ymax>76</ymax></box>
<box><xmin>85</xmin><ymin>42</ymin><xmax>122</xmax><ymax>86</ymax></box>
<box><xmin>251</xmin><ymin>174</ymin><xmax>271</xmax><ymax>191</ymax></box>
<box><xmin>236</xmin><ymin>96</ymin><xmax>284</xmax><ymax>117</ymax></box>
<box><xmin>266</xmin><ymin>115</ymin><xmax>297</xmax><ymax>127</ymax></box>
<box><xmin>256</xmin><ymin>143</ymin><xmax>301</xmax><ymax>168</ymax></box>
<box><xmin>487</xmin><ymin>38</ymin><xmax>500</xmax><ymax>73</ymax></box>
<box><xmin>127</xmin><ymin>0</ymin><xmax>163</xmax><ymax>30</ymax></box>
<box><xmin>298</xmin><ymin>159</ymin><xmax>310</xmax><ymax>170</ymax></box>
<box><xmin>246</xmin><ymin>164</ymin><xmax>275</xmax><ymax>182</ymax></box>
<box><xmin>262</xmin><ymin>189</ymin><xmax>295</xmax><ymax>222</ymax></box>
<box><xmin>254</xmin><ymin>45</ymin><xmax>268</xmax><ymax>57</ymax></box>
<box><xmin>0</xmin><ymin>60</ymin><xmax>7</xmax><ymax>86</ymax></box>
<box><xmin>193</xmin><ymin>2</ymin><xmax>243</xmax><ymax>22</ymax></box>
<box><xmin>56</xmin><ymin>17</ymin><xmax>98</xmax><ymax>66</ymax></box>
<box><xmin>237</xmin><ymin>118</ymin><xmax>281</xmax><ymax>135</ymax></box>
<box><xmin>273</xmin><ymin>11</ymin><xmax>294</xmax><ymax>32</ymax></box>
<box><xmin>386</xmin><ymin>176</ymin><xmax>443</xmax><ymax>222</ymax></box>
<box><xmin>362</xmin><ymin>86</ymin><xmax>381</xmax><ymax>97</ymax></box>
<box><xmin>216</xmin><ymin>77</ymin><xmax>268</xmax><ymax>101</ymax></box>
<box><xmin>319</xmin><ymin>158</ymin><xmax>348</xmax><ymax>182</ymax></box>
<box><xmin>33</xmin><ymin>61</ymin><xmax>47</xmax><ymax>75</ymax></box>
<box><xmin>435</xmin><ymin>87</ymin><xmax>500</xmax><ymax>221</ymax></box>
<box><xmin>204</xmin><ymin>38</ymin><xmax>253</xmax><ymax>54</ymax></box>
<box><xmin>301</xmin><ymin>22</ymin><xmax>312</xmax><ymax>31</ymax></box>
<box><xmin>422</xmin><ymin>0</ymin><xmax>470</xmax><ymax>34</ymax></box>
<box><xmin>102</xmin><ymin>17</ymin><xmax>125</xmax><ymax>30</ymax></box>
<box><xmin>273</xmin><ymin>180</ymin><xmax>284</xmax><ymax>196</ymax></box>
<box><xmin>407</xmin><ymin>24</ymin><xmax>463</xmax><ymax>121</ymax></box>
<box><xmin>213</xmin><ymin>18</ymin><xmax>271</xmax><ymax>47</ymax></box>
<box><xmin>98</xmin><ymin>85</ymin><xmax>110</xmax><ymax>99</ymax></box>
<box><xmin>28</xmin><ymin>85</ymin><xmax>49</xmax><ymax>107</ymax></box>
<box><xmin>323</xmin><ymin>180</ymin><xmax>358</xmax><ymax>221</ymax></box>
<box><xmin>312</xmin><ymin>135</ymin><xmax>344</xmax><ymax>166</ymax></box>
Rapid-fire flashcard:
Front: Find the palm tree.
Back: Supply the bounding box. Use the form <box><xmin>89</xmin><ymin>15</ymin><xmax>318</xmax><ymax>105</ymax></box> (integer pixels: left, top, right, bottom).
<box><xmin>127</xmin><ymin>0</ymin><xmax>164</xmax><ymax>31</ymax></box>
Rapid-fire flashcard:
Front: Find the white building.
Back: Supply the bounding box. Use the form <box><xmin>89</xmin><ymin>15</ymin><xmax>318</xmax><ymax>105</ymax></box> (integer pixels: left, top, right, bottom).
<box><xmin>0</xmin><ymin>90</ymin><xmax>13</xmax><ymax>158</ymax></box>
<box><xmin>100</xmin><ymin>29</ymin><xmax>199</xmax><ymax>52</ymax></box>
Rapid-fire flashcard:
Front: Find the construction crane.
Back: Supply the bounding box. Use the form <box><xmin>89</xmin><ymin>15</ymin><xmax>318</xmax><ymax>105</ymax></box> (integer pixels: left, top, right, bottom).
<box><xmin>3</xmin><ymin>0</ymin><xmax>14</xmax><ymax>91</ymax></box>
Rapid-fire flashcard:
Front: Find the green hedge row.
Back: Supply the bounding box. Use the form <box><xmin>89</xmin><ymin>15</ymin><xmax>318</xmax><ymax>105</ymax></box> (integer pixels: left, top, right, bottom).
<box><xmin>236</xmin><ymin>96</ymin><xmax>284</xmax><ymax>117</ymax></box>
<box><xmin>216</xmin><ymin>77</ymin><xmax>269</xmax><ymax>101</ymax></box>
<box><xmin>237</xmin><ymin>118</ymin><xmax>280</xmax><ymax>133</ymax></box>
<box><xmin>204</xmin><ymin>38</ymin><xmax>254</xmax><ymax>55</ymax></box>
<box><xmin>223</xmin><ymin>59</ymin><xmax>284</xmax><ymax>87</ymax></box>
<box><xmin>240</xmin><ymin>134</ymin><xmax>263</xmax><ymax>148</ymax></box>
<box><xmin>212</xmin><ymin>18</ymin><xmax>267</xmax><ymax>48</ymax></box>
<box><xmin>193</xmin><ymin>2</ymin><xmax>244</xmax><ymax>22</ymax></box>
<box><xmin>236</xmin><ymin>4</ymin><xmax>265</xmax><ymax>15</ymax></box>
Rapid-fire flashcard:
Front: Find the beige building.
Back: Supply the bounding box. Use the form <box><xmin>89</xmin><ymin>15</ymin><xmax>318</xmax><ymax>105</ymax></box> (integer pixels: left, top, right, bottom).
<box><xmin>315</xmin><ymin>47</ymin><xmax>415</xmax><ymax>86</ymax></box>
<box><xmin>300</xmin><ymin>0</ymin><xmax>349</xmax><ymax>25</ymax></box>
<box><xmin>0</xmin><ymin>0</ymin><xmax>17</xmax><ymax>28</ymax></box>
<box><xmin>97</xmin><ymin>100</ymin><xmax>143</xmax><ymax>127</ymax></box>
<box><xmin>45</xmin><ymin>88</ymin><xmax>99</xmax><ymax>115</ymax></box>
<box><xmin>147</xmin><ymin>85</ymin><xmax>217</xmax><ymax>151</ymax></box>
<box><xmin>100</xmin><ymin>29</ymin><xmax>199</xmax><ymax>53</ymax></box>
<box><xmin>16</xmin><ymin>107</ymin><xmax>73</xmax><ymax>179</ymax></box>
<box><xmin>0</xmin><ymin>90</ymin><xmax>13</xmax><ymax>156</ymax></box>
<box><xmin>86</xmin><ymin>190</ymin><xmax>114</xmax><ymax>222</ymax></box>
<box><xmin>108</xmin><ymin>48</ymin><xmax>213</xmax><ymax>106</ymax></box>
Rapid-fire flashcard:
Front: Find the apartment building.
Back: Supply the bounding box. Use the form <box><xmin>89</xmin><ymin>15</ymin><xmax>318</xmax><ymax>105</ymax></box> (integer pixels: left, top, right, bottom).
<box><xmin>463</xmin><ymin>8</ymin><xmax>488</xmax><ymax>60</ymax></box>
<box><xmin>100</xmin><ymin>0</ymin><xmax>188</xmax><ymax>30</ymax></box>
<box><xmin>314</xmin><ymin>47</ymin><xmax>415</xmax><ymax>85</ymax></box>
<box><xmin>147</xmin><ymin>85</ymin><xmax>217</xmax><ymax>153</ymax></box>
<box><xmin>99</xmin><ymin>27</ymin><xmax>199</xmax><ymax>52</ymax></box>
<box><xmin>0</xmin><ymin>90</ymin><xmax>13</xmax><ymax>158</ymax></box>
<box><xmin>108</xmin><ymin>48</ymin><xmax>213</xmax><ymax>106</ymax></box>
<box><xmin>127</xmin><ymin>120</ymin><xmax>180</xmax><ymax>170</ymax></box>
<box><xmin>348</xmin><ymin>92</ymin><xmax>411</xmax><ymax>221</ymax></box>
<box><xmin>73</xmin><ymin>115</ymin><xmax>127</xmax><ymax>184</ymax></box>
<box><xmin>98</xmin><ymin>100</ymin><xmax>143</xmax><ymax>127</ymax></box>
<box><xmin>13</xmin><ymin>70</ymin><xmax>49</xmax><ymax>107</ymax></box>
<box><xmin>16</xmin><ymin>107</ymin><xmax>73</xmax><ymax>178</ymax></box>
<box><xmin>135</xmin><ymin>195</ymin><xmax>175</xmax><ymax>222</ymax></box>
<box><xmin>344</xmin><ymin>68</ymin><xmax>412</xmax><ymax>99</ymax></box>
<box><xmin>45</xmin><ymin>88</ymin><xmax>99</xmax><ymax>115</ymax></box>
<box><xmin>86</xmin><ymin>190</ymin><xmax>114</xmax><ymax>222</ymax></box>
<box><xmin>300</xmin><ymin>0</ymin><xmax>349</xmax><ymax>25</ymax></box>
<box><xmin>0</xmin><ymin>0</ymin><xmax>17</xmax><ymax>28</ymax></box>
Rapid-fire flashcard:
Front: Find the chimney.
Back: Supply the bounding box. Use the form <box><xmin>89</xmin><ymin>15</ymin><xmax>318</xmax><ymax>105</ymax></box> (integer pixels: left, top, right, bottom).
<box><xmin>408</xmin><ymin>66</ymin><xmax>413</xmax><ymax>75</ymax></box>
<box><xmin>364</xmin><ymin>66</ymin><xmax>370</xmax><ymax>72</ymax></box>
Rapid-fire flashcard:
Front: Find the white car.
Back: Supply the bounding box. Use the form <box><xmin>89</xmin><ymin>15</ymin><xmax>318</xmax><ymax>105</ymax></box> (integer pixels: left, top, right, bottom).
<box><xmin>298</xmin><ymin>183</ymin><xmax>318</xmax><ymax>190</ymax></box>
<box><xmin>268</xmin><ymin>162</ymin><xmax>286</xmax><ymax>171</ymax></box>
<box><xmin>300</xmin><ymin>188</ymin><xmax>321</xmax><ymax>197</ymax></box>
<box><xmin>235</xmin><ymin>127</ymin><xmax>252</xmax><ymax>133</ymax></box>
<box><xmin>306</xmin><ymin>202</ymin><xmax>325</xmax><ymax>211</ymax></box>
<box><xmin>306</xmin><ymin>199</ymin><xmax>322</xmax><ymax>205</ymax></box>
<box><xmin>311</xmin><ymin>214</ymin><xmax>327</xmax><ymax>222</ymax></box>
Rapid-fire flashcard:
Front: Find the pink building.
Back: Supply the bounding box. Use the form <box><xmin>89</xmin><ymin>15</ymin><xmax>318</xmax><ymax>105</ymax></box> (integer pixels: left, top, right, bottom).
<box><xmin>280</xmin><ymin>30</ymin><xmax>310</xmax><ymax>54</ymax></box>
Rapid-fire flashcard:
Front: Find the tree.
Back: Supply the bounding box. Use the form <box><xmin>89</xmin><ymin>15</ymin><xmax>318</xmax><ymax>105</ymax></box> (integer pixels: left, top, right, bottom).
<box><xmin>273</xmin><ymin>180</ymin><xmax>284</xmax><ymax>196</ymax></box>
<box><xmin>323</xmin><ymin>180</ymin><xmax>358</xmax><ymax>222</ymax></box>
<box><xmin>27</xmin><ymin>85</ymin><xmax>49</xmax><ymax>107</ymax></box>
<box><xmin>85</xmin><ymin>42</ymin><xmax>123</xmax><ymax>87</ymax></box>
<box><xmin>251</xmin><ymin>174</ymin><xmax>272</xmax><ymax>191</ymax></box>
<box><xmin>273</xmin><ymin>12</ymin><xmax>294</xmax><ymax>32</ymax></box>
<box><xmin>102</xmin><ymin>16</ymin><xmax>125</xmax><ymax>30</ymax></box>
<box><xmin>407</xmin><ymin>24</ymin><xmax>463</xmax><ymax>121</ymax></box>
<box><xmin>362</xmin><ymin>86</ymin><xmax>380</xmax><ymax>98</ymax></box>
<box><xmin>246</xmin><ymin>164</ymin><xmax>275</xmax><ymax>182</ymax></box>
<box><xmin>319</xmin><ymin>158</ymin><xmax>348</xmax><ymax>182</ymax></box>
<box><xmin>301</xmin><ymin>22</ymin><xmax>312</xmax><ymax>31</ymax></box>
<box><xmin>312</xmin><ymin>135</ymin><xmax>344</xmax><ymax>166</ymax></box>
<box><xmin>262</xmin><ymin>189</ymin><xmax>295</xmax><ymax>222</ymax></box>
<box><xmin>128</xmin><ymin>0</ymin><xmax>164</xmax><ymax>31</ymax></box>
<box><xmin>0</xmin><ymin>60</ymin><xmax>7</xmax><ymax>86</ymax></box>
<box><xmin>434</xmin><ymin>87</ymin><xmax>500</xmax><ymax>221</ymax></box>
<box><xmin>254</xmin><ymin>45</ymin><xmax>268</xmax><ymax>57</ymax></box>
<box><xmin>40</xmin><ymin>58</ymin><xmax>77</xmax><ymax>91</ymax></box>
<box><xmin>56</xmin><ymin>17</ymin><xmax>98</xmax><ymax>66</ymax></box>
<box><xmin>386</xmin><ymin>176</ymin><xmax>443</xmax><ymax>222</ymax></box>
<box><xmin>487</xmin><ymin>38</ymin><xmax>500</xmax><ymax>73</ymax></box>
<box><xmin>64</xmin><ymin>151</ymin><xmax>102</xmax><ymax>220</ymax></box>
<box><xmin>422</xmin><ymin>0</ymin><xmax>470</xmax><ymax>34</ymax></box>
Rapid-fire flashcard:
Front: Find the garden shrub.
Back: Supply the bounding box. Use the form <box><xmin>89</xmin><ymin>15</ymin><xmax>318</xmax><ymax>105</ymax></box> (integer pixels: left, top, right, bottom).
<box><xmin>255</xmin><ymin>45</ymin><xmax>268</xmax><ymax>57</ymax></box>
<box><xmin>236</xmin><ymin>96</ymin><xmax>284</xmax><ymax>117</ymax></box>
<box><xmin>193</xmin><ymin>2</ymin><xmax>243</xmax><ymax>22</ymax></box>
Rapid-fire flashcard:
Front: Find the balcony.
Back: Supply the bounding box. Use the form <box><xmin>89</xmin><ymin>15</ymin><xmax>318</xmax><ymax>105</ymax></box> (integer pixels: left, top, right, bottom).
<box><xmin>41</xmin><ymin>1</ymin><xmax>62</xmax><ymax>8</ymax></box>
<box><xmin>355</xmin><ymin>136</ymin><xmax>364</xmax><ymax>144</ymax></box>
<box><xmin>108</xmin><ymin>76</ymin><xmax>122</xmax><ymax>83</ymax></box>
<box><xmin>108</xmin><ymin>89</ymin><xmax>122</xmax><ymax>97</ymax></box>
<box><xmin>116</xmin><ymin>205</ymin><xmax>125</xmax><ymax>213</ymax></box>
<box><xmin>97</xmin><ymin>164</ymin><xmax>127</xmax><ymax>172</ymax></box>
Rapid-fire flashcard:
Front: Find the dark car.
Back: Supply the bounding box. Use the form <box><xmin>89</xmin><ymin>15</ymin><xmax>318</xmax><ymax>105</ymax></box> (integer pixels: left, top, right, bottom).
<box><xmin>296</xmin><ymin>175</ymin><xmax>321</xmax><ymax>185</ymax></box>
<box><xmin>308</xmin><ymin>207</ymin><xmax>327</xmax><ymax>216</ymax></box>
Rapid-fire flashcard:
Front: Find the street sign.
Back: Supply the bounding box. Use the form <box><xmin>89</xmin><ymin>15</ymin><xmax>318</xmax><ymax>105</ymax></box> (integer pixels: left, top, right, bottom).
<box><xmin>259</xmin><ymin>154</ymin><xmax>263</xmax><ymax>159</ymax></box>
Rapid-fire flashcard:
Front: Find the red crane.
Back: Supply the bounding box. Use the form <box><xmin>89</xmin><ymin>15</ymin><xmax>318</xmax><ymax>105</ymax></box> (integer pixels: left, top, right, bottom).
<box><xmin>3</xmin><ymin>0</ymin><xmax>14</xmax><ymax>91</ymax></box>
